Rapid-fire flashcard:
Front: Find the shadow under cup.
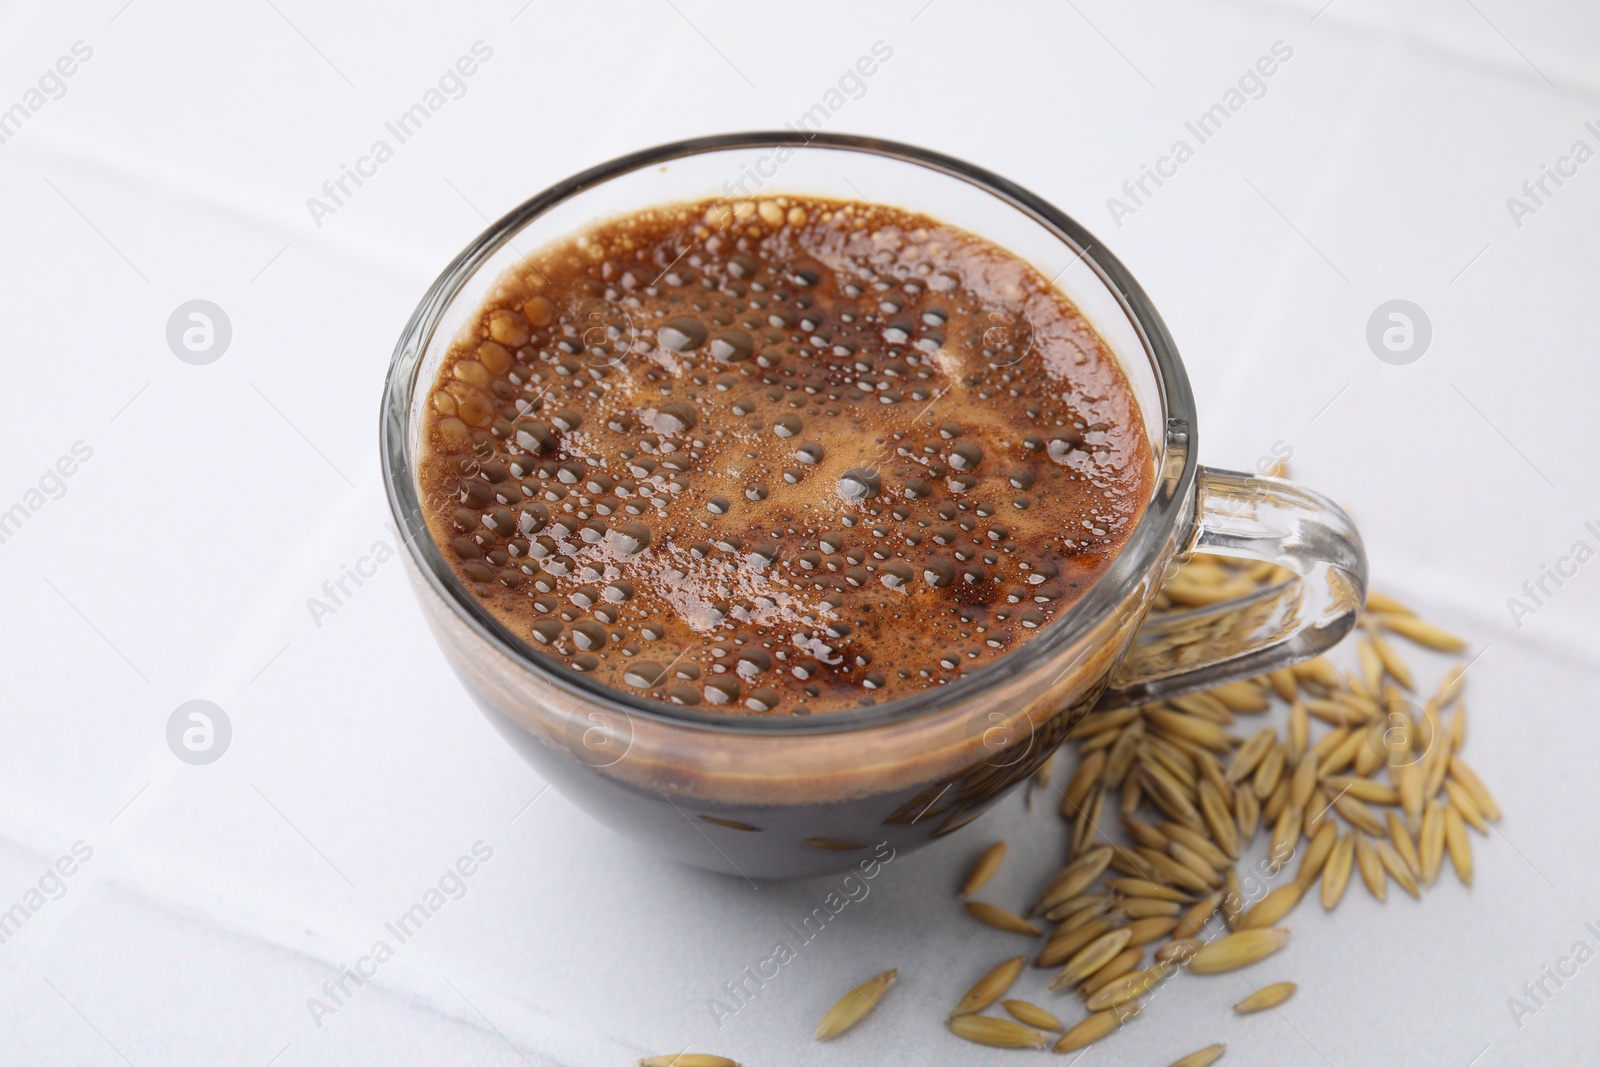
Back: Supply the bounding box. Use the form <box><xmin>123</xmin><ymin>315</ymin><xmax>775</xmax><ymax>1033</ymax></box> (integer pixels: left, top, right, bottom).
<box><xmin>380</xmin><ymin>133</ymin><xmax>1367</xmax><ymax>879</ymax></box>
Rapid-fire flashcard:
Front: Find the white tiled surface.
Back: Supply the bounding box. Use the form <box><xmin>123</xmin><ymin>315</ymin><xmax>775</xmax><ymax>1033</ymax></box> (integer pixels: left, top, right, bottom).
<box><xmin>2</xmin><ymin>1</ymin><xmax>1598</xmax><ymax>1063</ymax></box>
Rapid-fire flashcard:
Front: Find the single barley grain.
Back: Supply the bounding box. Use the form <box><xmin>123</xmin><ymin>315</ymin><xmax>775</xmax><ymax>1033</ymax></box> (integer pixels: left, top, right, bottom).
<box><xmin>1253</xmin><ymin>744</ymin><xmax>1286</xmax><ymax>800</ymax></box>
<box><xmin>1221</xmin><ymin>867</ymin><xmax>1245</xmax><ymax>929</ymax></box>
<box><xmin>1124</xmin><ymin>915</ymin><xmax>1181</xmax><ymax>946</ymax></box>
<box><xmin>1188</xmin><ymin>928</ymin><xmax>1291</xmax><ymax>974</ymax></box>
<box><xmin>1080</xmin><ymin>947</ymin><xmax>1144</xmax><ymax>998</ymax></box>
<box><xmin>1445</xmin><ymin>780</ymin><xmax>1489</xmax><ymax>834</ymax></box>
<box><xmin>1378</xmin><ymin>614</ymin><xmax>1467</xmax><ymax>652</ymax></box>
<box><xmin>1333</xmin><ymin>792</ymin><xmax>1386</xmax><ymax>837</ymax></box>
<box><xmin>947</xmin><ymin>1014</ymin><xmax>1049</xmax><ymax>1049</ymax></box>
<box><xmin>1063</xmin><ymin>751</ymin><xmax>1104</xmax><ymax>812</ymax></box>
<box><xmin>1174</xmin><ymin>891</ymin><xmax>1224</xmax><ymax>940</ymax></box>
<box><xmin>815</xmin><ymin>969</ymin><xmax>897</xmax><ymax>1040</ymax></box>
<box><xmin>1237</xmin><ymin>883</ymin><xmax>1304</xmax><ymax>930</ymax></box>
<box><xmin>951</xmin><ymin>956</ymin><xmax>1025</xmax><ymax>1017</ymax></box>
<box><xmin>1269</xmin><ymin>804</ymin><xmax>1303</xmax><ymax>873</ymax></box>
<box><xmin>1053</xmin><ymin>1004</ymin><xmax>1140</xmax><ymax>1052</ymax></box>
<box><xmin>1386</xmin><ymin>810</ymin><xmax>1424</xmax><ymax>880</ymax></box>
<box><xmin>1449</xmin><ymin>702</ymin><xmax>1468</xmax><ymax>750</ymax></box>
<box><xmin>1168</xmin><ymin>1043</ymin><xmax>1227</xmax><ymax>1067</ymax></box>
<box><xmin>1084</xmin><ymin>964</ymin><xmax>1171</xmax><ymax>1009</ymax></box>
<box><xmin>1107</xmin><ymin>878</ymin><xmax>1191</xmax><ymax>902</ymax></box>
<box><xmin>1235</xmin><ymin>787</ymin><xmax>1261</xmax><ymax>843</ymax></box>
<box><xmin>1124</xmin><ymin>814</ymin><xmax>1170</xmax><ymax>850</ymax></box>
<box><xmin>1051</xmin><ymin>928</ymin><xmax>1135</xmax><ymax>990</ymax></box>
<box><xmin>1368</xmin><ymin>628</ymin><xmax>1414</xmax><ymax>690</ymax></box>
<box><xmin>1444</xmin><ymin>804</ymin><xmax>1473</xmax><ymax>886</ymax></box>
<box><xmin>959</xmin><ymin>842</ymin><xmax>1007</xmax><ymax>898</ymax></box>
<box><xmin>965</xmin><ymin>901</ymin><xmax>1042</xmax><ymax>936</ymax></box>
<box><xmin>1365</xmin><ymin>591</ymin><xmax>1414</xmax><ymax>616</ymax></box>
<box><xmin>1304</xmin><ymin>787</ymin><xmax>1331</xmax><ymax>838</ymax></box>
<box><xmin>1394</xmin><ymin>761</ymin><xmax>1423</xmax><ymax>830</ymax></box>
<box><xmin>1322</xmin><ymin>775</ymin><xmax>1398</xmax><ymax>807</ymax></box>
<box><xmin>640</xmin><ymin>1057</ymin><xmax>737</xmax><ymax>1067</ymax></box>
<box><xmin>1420</xmin><ymin>800</ymin><xmax>1446</xmax><ymax>886</ymax></box>
<box><xmin>1211</xmin><ymin>680</ymin><xmax>1270</xmax><ymax>713</ymax></box>
<box><xmin>1354</xmin><ymin>833</ymin><xmax>1387</xmax><ymax>902</ymax></box>
<box><xmin>1226</xmin><ymin>728</ymin><xmax>1276</xmax><ymax>784</ymax></box>
<box><xmin>1035</xmin><ymin>846</ymin><xmax>1113</xmax><ymax>912</ymax></box>
<box><xmin>1322</xmin><ymin>833</ymin><xmax>1355</xmax><ymax>910</ymax></box>
<box><xmin>1198</xmin><ymin>780</ymin><xmax>1241</xmax><ymax>860</ymax></box>
<box><xmin>1449</xmin><ymin>756</ymin><xmax>1502</xmax><ymax>821</ymax></box>
<box><xmin>1297</xmin><ymin>820</ymin><xmax>1339</xmax><ymax>888</ymax></box>
<box><xmin>1233</xmin><ymin>981</ymin><xmax>1297</xmax><ymax>1014</ymax></box>
<box><xmin>1002</xmin><ymin>999</ymin><xmax>1063</xmax><ymax>1031</ymax></box>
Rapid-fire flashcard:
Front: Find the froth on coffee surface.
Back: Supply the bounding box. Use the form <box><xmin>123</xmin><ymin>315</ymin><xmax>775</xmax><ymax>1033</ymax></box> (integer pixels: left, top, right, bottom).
<box><xmin>418</xmin><ymin>195</ymin><xmax>1153</xmax><ymax>715</ymax></box>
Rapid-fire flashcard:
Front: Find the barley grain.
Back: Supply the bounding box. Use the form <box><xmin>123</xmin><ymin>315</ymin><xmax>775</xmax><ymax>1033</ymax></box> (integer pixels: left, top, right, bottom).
<box><xmin>1107</xmin><ymin>877</ymin><xmax>1191</xmax><ymax>902</ymax></box>
<box><xmin>965</xmin><ymin>901</ymin><xmax>1042</xmax><ymax>936</ymax></box>
<box><xmin>1080</xmin><ymin>947</ymin><xmax>1144</xmax><ymax>997</ymax></box>
<box><xmin>1174</xmin><ymin>891</ymin><xmax>1224</xmax><ymax>940</ymax></box>
<box><xmin>1237</xmin><ymin>882</ymin><xmax>1304</xmax><ymax>930</ymax></box>
<box><xmin>1322</xmin><ymin>776</ymin><xmax>1398</xmax><ymax>806</ymax></box>
<box><xmin>1235</xmin><ymin>787</ymin><xmax>1261</xmax><ymax>843</ymax></box>
<box><xmin>1233</xmin><ymin>981</ymin><xmax>1297</xmax><ymax>1014</ymax></box>
<box><xmin>1124</xmin><ymin>915</ymin><xmax>1181</xmax><ymax>946</ymax></box>
<box><xmin>960</xmin><ymin>842</ymin><xmax>1007</xmax><ymax>897</ymax></box>
<box><xmin>1449</xmin><ymin>756</ymin><xmax>1502</xmax><ymax>821</ymax></box>
<box><xmin>815</xmin><ymin>969</ymin><xmax>897</xmax><ymax>1040</ymax></box>
<box><xmin>1188</xmin><ymin>928</ymin><xmax>1291</xmax><ymax>974</ymax></box>
<box><xmin>1050</xmin><ymin>928</ymin><xmax>1135</xmax><ymax>990</ymax></box>
<box><xmin>1169</xmin><ymin>1042</ymin><xmax>1227</xmax><ymax>1067</ymax></box>
<box><xmin>1226</xmin><ymin>728</ymin><xmax>1276</xmax><ymax>784</ymax></box>
<box><xmin>1002</xmin><ymin>999</ymin><xmax>1062</xmax><ymax>1031</ymax></box>
<box><xmin>1444</xmin><ymin>804</ymin><xmax>1473</xmax><ymax>886</ymax></box>
<box><xmin>1378</xmin><ymin>614</ymin><xmax>1467</xmax><ymax>652</ymax></box>
<box><xmin>1386</xmin><ymin>811</ymin><xmax>1423</xmax><ymax>880</ymax></box>
<box><xmin>1037</xmin><ymin>917</ymin><xmax>1119</xmax><ymax>968</ymax></box>
<box><xmin>1445</xmin><ymin>780</ymin><xmax>1489</xmax><ymax>834</ymax></box>
<box><xmin>951</xmin><ymin>957</ymin><xmax>1024</xmax><ymax>1017</ymax></box>
<box><xmin>1084</xmin><ymin>964</ymin><xmax>1171</xmax><ymax>1009</ymax></box>
<box><xmin>1374</xmin><ymin>837</ymin><xmax>1420</xmax><ymax>899</ymax></box>
<box><xmin>1365</xmin><ymin>590</ymin><xmax>1414</xmax><ymax>616</ymax></box>
<box><xmin>1354</xmin><ymin>833</ymin><xmax>1386</xmax><ymax>901</ymax></box>
<box><xmin>1333</xmin><ymin>792</ymin><xmax>1386</xmax><ymax>836</ymax></box>
<box><xmin>1290</xmin><ymin>753</ymin><xmax>1320</xmax><ymax>810</ymax></box>
<box><xmin>1252</xmin><ymin>744</ymin><xmax>1286</xmax><ymax>800</ymax></box>
<box><xmin>947</xmin><ymin>1014</ymin><xmax>1050</xmax><ymax>1049</ymax></box>
<box><xmin>1269</xmin><ymin>804</ymin><xmax>1303</xmax><ymax>873</ymax></box>
<box><xmin>1296</xmin><ymin>820</ymin><xmax>1338</xmax><ymax>888</ymax></box>
<box><xmin>1368</xmin><ymin>628</ymin><xmax>1414</xmax><ymax>690</ymax></box>
<box><xmin>1065</xmin><ymin>751</ymin><xmax>1106</xmax><ymax>812</ymax></box>
<box><xmin>1036</xmin><ymin>846</ymin><xmax>1113</xmax><ymax>913</ymax></box>
<box><xmin>1322</xmin><ymin>832</ymin><xmax>1355</xmax><ymax>909</ymax></box>
<box><xmin>1420</xmin><ymin>800</ymin><xmax>1446</xmax><ymax>886</ymax></box>
<box><xmin>1221</xmin><ymin>867</ymin><xmax>1245</xmax><ymax>929</ymax></box>
<box><xmin>1053</xmin><ymin>1004</ymin><xmax>1140</xmax><ymax>1052</ymax></box>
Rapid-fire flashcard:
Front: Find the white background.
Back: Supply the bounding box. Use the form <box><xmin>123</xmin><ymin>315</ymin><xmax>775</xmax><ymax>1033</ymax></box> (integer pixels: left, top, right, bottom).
<box><xmin>1</xmin><ymin>0</ymin><xmax>1598</xmax><ymax>1063</ymax></box>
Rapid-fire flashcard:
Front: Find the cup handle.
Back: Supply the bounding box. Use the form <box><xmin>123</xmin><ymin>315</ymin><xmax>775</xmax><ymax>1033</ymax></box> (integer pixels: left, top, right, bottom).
<box><xmin>1094</xmin><ymin>467</ymin><xmax>1369</xmax><ymax>710</ymax></box>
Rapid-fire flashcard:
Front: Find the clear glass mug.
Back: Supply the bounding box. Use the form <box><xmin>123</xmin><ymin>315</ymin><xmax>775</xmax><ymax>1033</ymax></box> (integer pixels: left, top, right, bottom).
<box><xmin>380</xmin><ymin>133</ymin><xmax>1367</xmax><ymax>880</ymax></box>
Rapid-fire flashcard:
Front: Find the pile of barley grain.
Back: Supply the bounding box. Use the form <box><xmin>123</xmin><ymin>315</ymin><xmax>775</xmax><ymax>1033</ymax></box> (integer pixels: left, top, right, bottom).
<box><xmin>643</xmin><ymin>555</ymin><xmax>1499</xmax><ymax>1067</ymax></box>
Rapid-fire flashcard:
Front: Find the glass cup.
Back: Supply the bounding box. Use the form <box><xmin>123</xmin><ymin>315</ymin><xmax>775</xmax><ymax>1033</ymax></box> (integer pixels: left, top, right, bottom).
<box><xmin>380</xmin><ymin>133</ymin><xmax>1367</xmax><ymax>880</ymax></box>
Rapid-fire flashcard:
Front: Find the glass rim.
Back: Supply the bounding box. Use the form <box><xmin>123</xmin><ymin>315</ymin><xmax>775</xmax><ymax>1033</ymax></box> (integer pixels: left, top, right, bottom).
<box><xmin>379</xmin><ymin>131</ymin><xmax>1197</xmax><ymax>736</ymax></box>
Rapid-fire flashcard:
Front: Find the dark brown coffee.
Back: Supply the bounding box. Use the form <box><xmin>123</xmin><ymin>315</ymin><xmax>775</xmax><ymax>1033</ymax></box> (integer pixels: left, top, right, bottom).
<box><xmin>418</xmin><ymin>196</ymin><xmax>1152</xmax><ymax>715</ymax></box>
